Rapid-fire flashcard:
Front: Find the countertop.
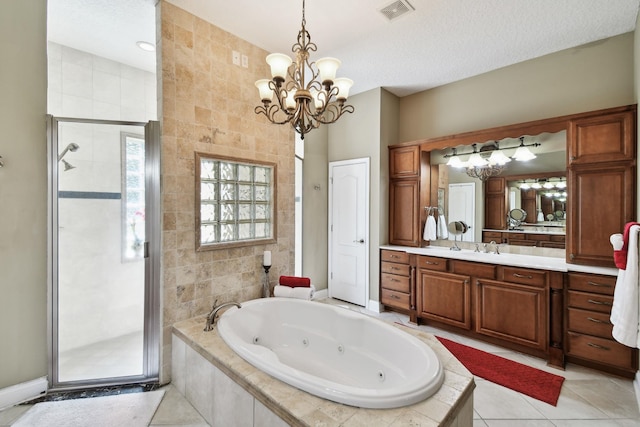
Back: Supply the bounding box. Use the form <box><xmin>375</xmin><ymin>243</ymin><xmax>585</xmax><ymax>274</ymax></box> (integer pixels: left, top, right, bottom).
<box><xmin>381</xmin><ymin>245</ymin><xmax>619</xmax><ymax>276</ymax></box>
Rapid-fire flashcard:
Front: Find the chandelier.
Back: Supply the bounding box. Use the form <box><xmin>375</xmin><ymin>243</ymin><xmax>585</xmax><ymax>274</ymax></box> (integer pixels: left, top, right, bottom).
<box><xmin>254</xmin><ymin>0</ymin><xmax>354</xmax><ymax>139</ymax></box>
<box><xmin>445</xmin><ymin>137</ymin><xmax>540</xmax><ymax>181</ymax></box>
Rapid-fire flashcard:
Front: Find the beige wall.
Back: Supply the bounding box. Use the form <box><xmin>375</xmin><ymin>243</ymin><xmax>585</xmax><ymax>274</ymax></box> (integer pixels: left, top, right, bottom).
<box><xmin>159</xmin><ymin>2</ymin><xmax>295</xmax><ymax>380</ymax></box>
<box><xmin>302</xmin><ymin>125</ymin><xmax>328</xmax><ymax>289</ymax></box>
<box><xmin>318</xmin><ymin>88</ymin><xmax>399</xmax><ymax>303</ymax></box>
<box><xmin>0</xmin><ymin>1</ymin><xmax>48</xmax><ymax>389</ymax></box>
<box><xmin>399</xmin><ymin>32</ymin><xmax>635</xmax><ymax>142</ymax></box>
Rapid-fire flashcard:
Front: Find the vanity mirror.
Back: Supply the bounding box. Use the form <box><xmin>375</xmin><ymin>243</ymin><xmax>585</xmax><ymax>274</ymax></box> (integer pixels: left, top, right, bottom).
<box><xmin>430</xmin><ymin>130</ymin><xmax>567</xmax><ymax>245</ymax></box>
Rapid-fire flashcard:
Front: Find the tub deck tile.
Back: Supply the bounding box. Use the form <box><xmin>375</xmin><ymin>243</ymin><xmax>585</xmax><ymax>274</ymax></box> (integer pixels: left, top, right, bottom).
<box><xmin>172</xmin><ymin>312</ymin><xmax>475</xmax><ymax>427</ymax></box>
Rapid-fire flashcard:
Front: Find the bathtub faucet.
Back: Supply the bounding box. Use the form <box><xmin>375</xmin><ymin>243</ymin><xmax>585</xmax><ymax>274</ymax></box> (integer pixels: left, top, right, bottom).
<box><xmin>204</xmin><ymin>299</ymin><xmax>241</xmax><ymax>331</ymax></box>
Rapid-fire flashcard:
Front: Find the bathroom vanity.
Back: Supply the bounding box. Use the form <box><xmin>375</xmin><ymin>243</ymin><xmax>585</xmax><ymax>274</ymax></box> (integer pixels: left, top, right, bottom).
<box><xmin>385</xmin><ymin>104</ymin><xmax>638</xmax><ymax>378</ymax></box>
<box><xmin>380</xmin><ymin>246</ymin><xmax>638</xmax><ymax>378</ymax></box>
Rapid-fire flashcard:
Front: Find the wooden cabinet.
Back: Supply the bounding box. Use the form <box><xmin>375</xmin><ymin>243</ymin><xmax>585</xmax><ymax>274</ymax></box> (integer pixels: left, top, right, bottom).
<box><xmin>567</xmin><ymin>163</ymin><xmax>635</xmax><ymax>266</ymax></box>
<box><xmin>475</xmin><ymin>267</ymin><xmax>547</xmax><ymax>351</ymax></box>
<box><xmin>417</xmin><ymin>256</ymin><xmax>471</xmax><ymax>330</ymax></box>
<box><xmin>389</xmin><ymin>145</ymin><xmax>423</xmax><ymax>247</ymax></box>
<box><xmin>567</xmin><ymin>107</ymin><xmax>636</xmax><ymax>267</ymax></box>
<box><xmin>390</xmin><ymin>145</ymin><xmax>420</xmax><ymax>178</ymax></box>
<box><xmin>568</xmin><ymin>110</ymin><xmax>635</xmax><ymax>165</ymax></box>
<box><xmin>389</xmin><ymin>179</ymin><xmax>420</xmax><ymax>246</ymax></box>
<box><xmin>565</xmin><ymin>272</ymin><xmax>638</xmax><ymax>377</ymax></box>
<box><xmin>484</xmin><ymin>177</ymin><xmax>507</xmax><ymax>230</ymax></box>
<box><xmin>380</xmin><ymin>250</ymin><xmax>413</xmax><ymax>312</ymax></box>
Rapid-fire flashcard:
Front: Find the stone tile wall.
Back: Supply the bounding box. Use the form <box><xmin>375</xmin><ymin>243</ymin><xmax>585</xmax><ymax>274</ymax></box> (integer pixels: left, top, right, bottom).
<box><xmin>160</xmin><ymin>2</ymin><xmax>295</xmax><ymax>380</ymax></box>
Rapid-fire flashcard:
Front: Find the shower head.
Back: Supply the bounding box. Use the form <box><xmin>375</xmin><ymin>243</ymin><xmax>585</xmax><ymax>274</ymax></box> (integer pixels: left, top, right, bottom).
<box><xmin>61</xmin><ymin>159</ymin><xmax>76</xmax><ymax>171</ymax></box>
<box><xmin>58</xmin><ymin>143</ymin><xmax>80</xmax><ymax>161</ymax></box>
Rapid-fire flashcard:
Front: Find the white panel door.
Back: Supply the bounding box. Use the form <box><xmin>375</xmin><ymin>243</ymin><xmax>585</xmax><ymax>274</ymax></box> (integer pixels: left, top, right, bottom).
<box><xmin>328</xmin><ymin>158</ymin><xmax>370</xmax><ymax>306</ymax></box>
<box><xmin>448</xmin><ymin>182</ymin><xmax>476</xmax><ymax>242</ymax></box>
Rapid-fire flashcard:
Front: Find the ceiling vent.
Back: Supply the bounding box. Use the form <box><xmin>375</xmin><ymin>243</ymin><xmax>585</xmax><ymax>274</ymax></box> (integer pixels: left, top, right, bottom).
<box><xmin>379</xmin><ymin>0</ymin><xmax>415</xmax><ymax>22</ymax></box>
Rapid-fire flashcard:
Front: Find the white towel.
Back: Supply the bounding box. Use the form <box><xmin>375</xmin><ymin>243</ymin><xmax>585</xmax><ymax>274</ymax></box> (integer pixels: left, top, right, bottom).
<box><xmin>273</xmin><ymin>285</ymin><xmax>316</xmax><ymax>300</ymax></box>
<box><xmin>437</xmin><ymin>214</ymin><xmax>448</xmax><ymax>239</ymax></box>
<box><xmin>424</xmin><ymin>215</ymin><xmax>437</xmax><ymax>241</ymax></box>
<box><xmin>610</xmin><ymin>225</ymin><xmax>640</xmax><ymax>348</ymax></box>
<box><xmin>610</xmin><ymin>233</ymin><xmax>623</xmax><ymax>251</ymax></box>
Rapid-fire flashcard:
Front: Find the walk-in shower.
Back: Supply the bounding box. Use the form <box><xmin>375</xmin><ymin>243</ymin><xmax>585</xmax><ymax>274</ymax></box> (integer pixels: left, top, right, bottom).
<box><xmin>58</xmin><ymin>142</ymin><xmax>79</xmax><ymax>171</ymax></box>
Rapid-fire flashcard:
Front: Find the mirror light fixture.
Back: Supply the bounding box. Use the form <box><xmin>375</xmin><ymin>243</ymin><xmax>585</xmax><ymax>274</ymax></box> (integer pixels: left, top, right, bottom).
<box><xmin>254</xmin><ymin>0</ymin><xmax>355</xmax><ymax>140</ymax></box>
<box><xmin>444</xmin><ymin>137</ymin><xmax>541</xmax><ymax>180</ymax></box>
<box><xmin>512</xmin><ymin>137</ymin><xmax>537</xmax><ymax>161</ymax></box>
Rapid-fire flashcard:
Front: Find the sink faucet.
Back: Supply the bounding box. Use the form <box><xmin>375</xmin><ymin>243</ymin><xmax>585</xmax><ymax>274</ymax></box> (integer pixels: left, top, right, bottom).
<box><xmin>485</xmin><ymin>240</ymin><xmax>500</xmax><ymax>254</ymax></box>
<box><xmin>204</xmin><ymin>299</ymin><xmax>241</xmax><ymax>331</ymax></box>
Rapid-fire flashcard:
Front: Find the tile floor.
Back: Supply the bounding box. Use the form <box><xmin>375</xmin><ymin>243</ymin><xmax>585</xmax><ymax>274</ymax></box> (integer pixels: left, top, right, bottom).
<box><xmin>1</xmin><ymin>298</ymin><xmax>639</xmax><ymax>426</ymax></box>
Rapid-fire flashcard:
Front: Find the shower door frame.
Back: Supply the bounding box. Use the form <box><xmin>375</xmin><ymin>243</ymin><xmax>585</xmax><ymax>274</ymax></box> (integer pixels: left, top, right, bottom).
<box><xmin>47</xmin><ymin>116</ymin><xmax>161</xmax><ymax>390</ymax></box>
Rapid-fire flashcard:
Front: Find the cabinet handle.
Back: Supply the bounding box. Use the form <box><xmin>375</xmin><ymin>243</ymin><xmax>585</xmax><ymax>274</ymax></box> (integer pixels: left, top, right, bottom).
<box><xmin>513</xmin><ymin>273</ymin><xmax>533</xmax><ymax>279</ymax></box>
<box><xmin>390</xmin><ymin>294</ymin><xmax>400</xmax><ymax>300</ymax></box>
<box><xmin>587</xmin><ymin>342</ymin><xmax>610</xmax><ymax>351</ymax></box>
<box><xmin>587</xmin><ymin>281</ymin><xmax>612</xmax><ymax>288</ymax></box>
<box><xmin>425</xmin><ymin>261</ymin><xmax>439</xmax><ymax>265</ymax></box>
<box><xmin>587</xmin><ymin>317</ymin><xmax>611</xmax><ymax>324</ymax></box>
<box><xmin>570</xmin><ymin>253</ymin><xmax>575</xmax><ymax>260</ymax></box>
<box><xmin>391</xmin><ymin>266</ymin><xmax>400</xmax><ymax>270</ymax></box>
<box><xmin>390</xmin><ymin>255</ymin><xmax>399</xmax><ymax>259</ymax></box>
<box><xmin>587</xmin><ymin>299</ymin><xmax>612</xmax><ymax>306</ymax></box>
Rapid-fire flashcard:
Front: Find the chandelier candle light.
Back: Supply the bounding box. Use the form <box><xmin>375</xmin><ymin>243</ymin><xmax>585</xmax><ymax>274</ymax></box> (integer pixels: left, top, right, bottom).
<box><xmin>254</xmin><ymin>0</ymin><xmax>355</xmax><ymax>139</ymax></box>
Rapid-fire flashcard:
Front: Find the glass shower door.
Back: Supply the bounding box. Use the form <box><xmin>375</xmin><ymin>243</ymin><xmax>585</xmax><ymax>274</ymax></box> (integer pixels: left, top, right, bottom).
<box><xmin>49</xmin><ymin>117</ymin><xmax>159</xmax><ymax>388</ymax></box>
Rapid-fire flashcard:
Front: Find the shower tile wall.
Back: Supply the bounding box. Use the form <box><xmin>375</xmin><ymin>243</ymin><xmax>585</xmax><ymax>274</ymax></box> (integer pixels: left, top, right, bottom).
<box><xmin>48</xmin><ymin>42</ymin><xmax>157</xmax><ymax>353</ymax></box>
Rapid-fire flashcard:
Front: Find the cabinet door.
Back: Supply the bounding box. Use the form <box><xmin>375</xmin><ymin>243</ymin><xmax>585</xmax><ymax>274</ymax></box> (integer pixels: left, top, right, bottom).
<box><xmin>390</xmin><ymin>146</ymin><xmax>420</xmax><ymax>178</ymax></box>
<box><xmin>389</xmin><ymin>179</ymin><xmax>420</xmax><ymax>246</ymax></box>
<box><xmin>568</xmin><ymin>110</ymin><xmax>636</xmax><ymax>165</ymax></box>
<box><xmin>484</xmin><ymin>177</ymin><xmax>506</xmax><ymax>230</ymax></box>
<box><xmin>567</xmin><ymin>164</ymin><xmax>635</xmax><ymax>267</ymax></box>
<box><xmin>475</xmin><ymin>278</ymin><xmax>547</xmax><ymax>351</ymax></box>
<box><xmin>418</xmin><ymin>270</ymin><xmax>471</xmax><ymax>330</ymax></box>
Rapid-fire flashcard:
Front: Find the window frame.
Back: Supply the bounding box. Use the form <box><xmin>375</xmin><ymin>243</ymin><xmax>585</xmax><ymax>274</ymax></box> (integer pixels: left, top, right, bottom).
<box><xmin>195</xmin><ymin>152</ymin><xmax>277</xmax><ymax>251</ymax></box>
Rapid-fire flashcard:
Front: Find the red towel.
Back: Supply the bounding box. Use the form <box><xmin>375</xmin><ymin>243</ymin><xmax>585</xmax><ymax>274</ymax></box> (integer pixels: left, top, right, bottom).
<box><xmin>614</xmin><ymin>221</ymin><xmax>640</xmax><ymax>270</ymax></box>
<box><xmin>279</xmin><ymin>275</ymin><xmax>311</xmax><ymax>288</ymax></box>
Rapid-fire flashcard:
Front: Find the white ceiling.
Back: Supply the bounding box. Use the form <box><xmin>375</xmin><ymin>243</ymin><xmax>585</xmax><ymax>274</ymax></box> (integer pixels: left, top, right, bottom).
<box><xmin>48</xmin><ymin>0</ymin><xmax>639</xmax><ymax>97</ymax></box>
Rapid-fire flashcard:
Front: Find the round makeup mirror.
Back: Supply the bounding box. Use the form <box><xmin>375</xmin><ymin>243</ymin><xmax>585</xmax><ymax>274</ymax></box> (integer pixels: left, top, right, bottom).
<box><xmin>508</xmin><ymin>208</ymin><xmax>527</xmax><ymax>229</ymax></box>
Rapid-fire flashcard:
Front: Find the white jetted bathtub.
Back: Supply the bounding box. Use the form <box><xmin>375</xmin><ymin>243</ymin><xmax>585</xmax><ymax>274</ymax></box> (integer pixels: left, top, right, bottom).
<box><xmin>216</xmin><ymin>298</ymin><xmax>444</xmax><ymax>409</ymax></box>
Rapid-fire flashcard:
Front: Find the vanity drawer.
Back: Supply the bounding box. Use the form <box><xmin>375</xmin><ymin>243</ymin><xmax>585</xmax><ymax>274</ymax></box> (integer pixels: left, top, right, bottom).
<box><xmin>508</xmin><ymin>233</ymin><xmax>526</xmax><ymax>240</ymax></box>
<box><xmin>417</xmin><ymin>256</ymin><xmax>448</xmax><ymax>272</ymax></box>
<box><xmin>381</xmin><ymin>261</ymin><xmax>410</xmax><ymax>276</ymax></box>
<box><xmin>566</xmin><ymin>332</ymin><xmax>635</xmax><ymax>370</ymax></box>
<box><xmin>567</xmin><ymin>307</ymin><xmax>613</xmax><ymax>339</ymax></box>
<box><xmin>568</xmin><ymin>272</ymin><xmax>616</xmax><ymax>296</ymax></box>
<box><xmin>381</xmin><ymin>250</ymin><xmax>409</xmax><ymax>264</ymax></box>
<box><xmin>567</xmin><ymin>290</ymin><xmax>613</xmax><ymax>313</ymax></box>
<box><xmin>502</xmin><ymin>266</ymin><xmax>546</xmax><ymax>287</ymax></box>
<box><xmin>381</xmin><ymin>288</ymin><xmax>410</xmax><ymax>310</ymax></box>
<box><xmin>451</xmin><ymin>260</ymin><xmax>496</xmax><ymax>279</ymax></box>
<box><xmin>381</xmin><ymin>272</ymin><xmax>410</xmax><ymax>293</ymax></box>
<box><xmin>550</xmin><ymin>235</ymin><xmax>566</xmax><ymax>242</ymax></box>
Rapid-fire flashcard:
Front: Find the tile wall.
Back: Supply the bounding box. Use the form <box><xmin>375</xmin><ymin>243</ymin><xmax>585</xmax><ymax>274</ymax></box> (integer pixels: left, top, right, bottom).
<box><xmin>160</xmin><ymin>2</ymin><xmax>296</xmax><ymax>381</ymax></box>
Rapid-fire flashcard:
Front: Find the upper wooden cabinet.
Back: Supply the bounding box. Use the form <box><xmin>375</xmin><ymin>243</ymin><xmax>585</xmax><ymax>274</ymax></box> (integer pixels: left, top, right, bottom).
<box><xmin>390</xmin><ymin>145</ymin><xmax>420</xmax><ymax>178</ymax></box>
<box><xmin>567</xmin><ymin>106</ymin><xmax>636</xmax><ymax>267</ymax></box>
<box><xmin>567</xmin><ymin>163</ymin><xmax>635</xmax><ymax>266</ymax></box>
<box><xmin>568</xmin><ymin>109</ymin><xmax>636</xmax><ymax>165</ymax></box>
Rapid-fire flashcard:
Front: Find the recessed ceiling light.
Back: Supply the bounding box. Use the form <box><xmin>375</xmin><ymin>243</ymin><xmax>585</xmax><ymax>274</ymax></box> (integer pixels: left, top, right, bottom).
<box><xmin>136</xmin><ymin>41</ymin><xmax>155</xmax><ymax>52</ymax></box>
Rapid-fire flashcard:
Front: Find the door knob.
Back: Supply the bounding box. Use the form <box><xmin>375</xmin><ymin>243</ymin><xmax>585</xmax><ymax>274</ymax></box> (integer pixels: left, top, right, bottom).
<box><xmin>353</xmin><ymin>239</ymin><xmax>365</xmax><ymax>243</ymax></box>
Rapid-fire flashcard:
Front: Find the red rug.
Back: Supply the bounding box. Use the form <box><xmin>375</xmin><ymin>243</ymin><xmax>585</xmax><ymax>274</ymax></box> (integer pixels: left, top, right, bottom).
<box><xmin>436</xmin><ymin>336</ymin><xmax>565</xmax><ymax>406</ymax></box>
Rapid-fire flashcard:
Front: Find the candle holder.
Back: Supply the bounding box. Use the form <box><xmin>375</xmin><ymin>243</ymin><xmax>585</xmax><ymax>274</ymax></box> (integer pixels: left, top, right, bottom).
<box><xmin>262</xmin><ymin>264</ymin><xmax>271</xmax><ymax>298</ymax></box>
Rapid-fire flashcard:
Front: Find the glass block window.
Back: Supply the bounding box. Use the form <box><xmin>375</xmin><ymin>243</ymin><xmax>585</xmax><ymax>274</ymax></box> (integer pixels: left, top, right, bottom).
<box><xmin>122</xmin><ymin>133</ymin><xmax>145</xmax><ymax>261</ymax></box>
<box><xmin>196</xmin><ymin>153</ymin><xmax>276</xmax><ymax>250</ymax></box>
